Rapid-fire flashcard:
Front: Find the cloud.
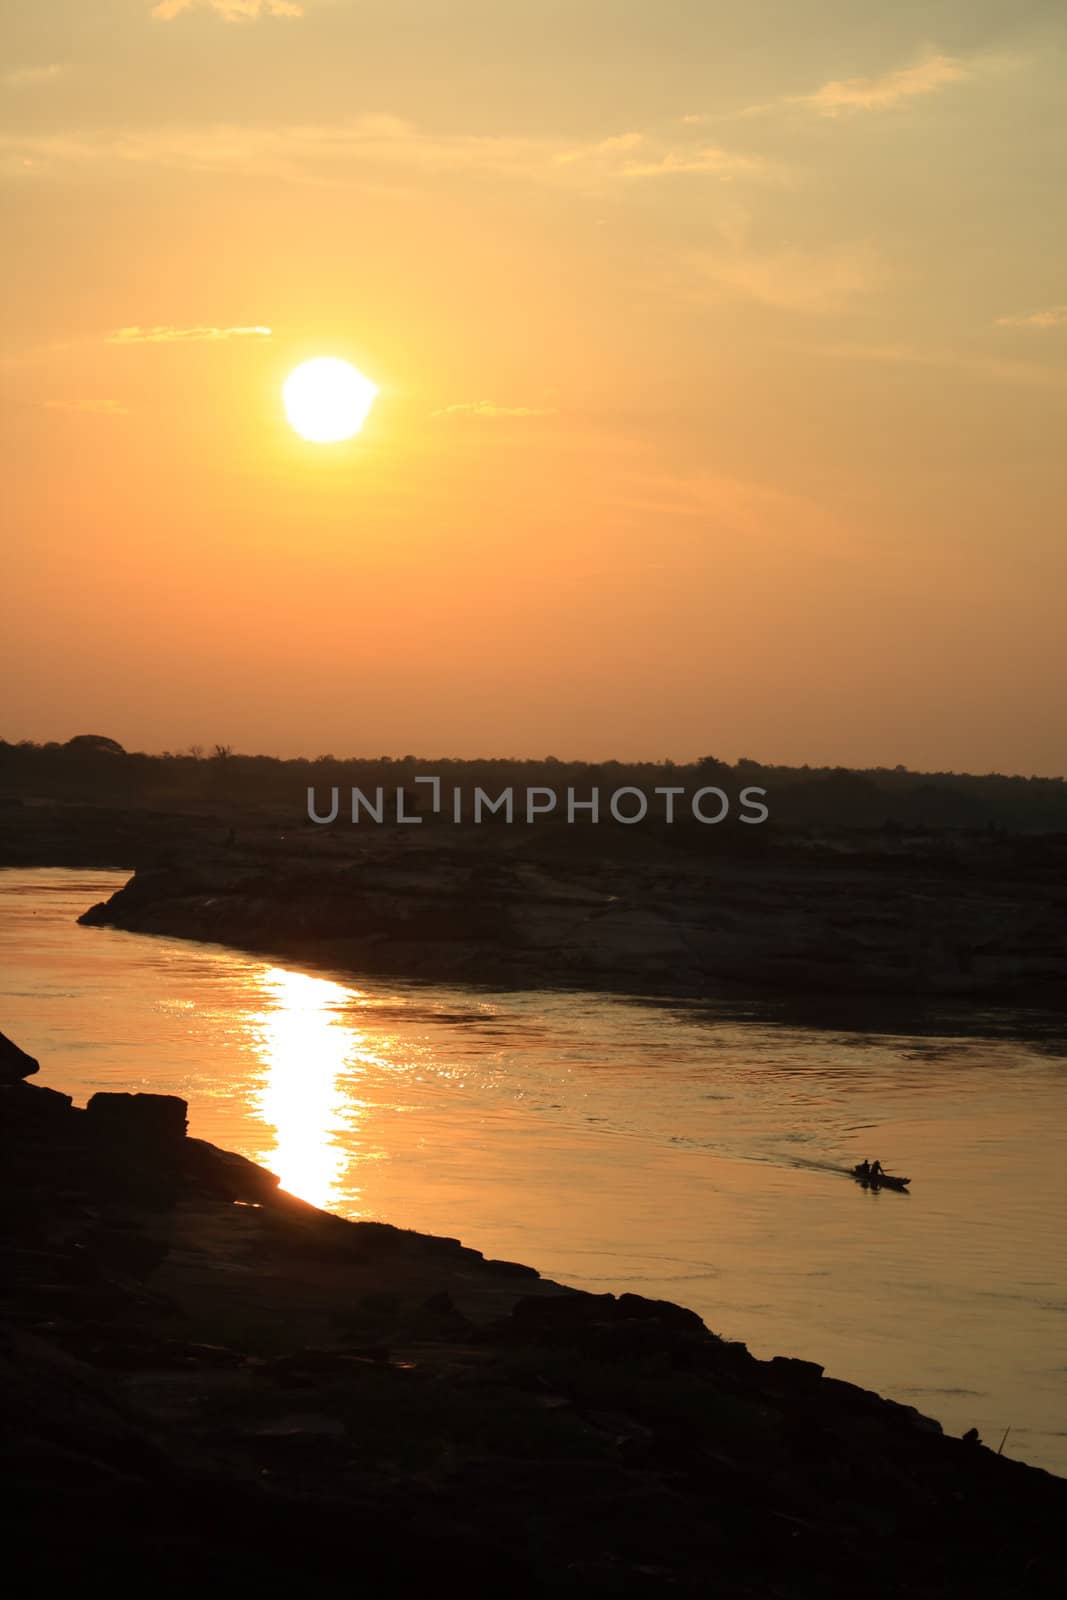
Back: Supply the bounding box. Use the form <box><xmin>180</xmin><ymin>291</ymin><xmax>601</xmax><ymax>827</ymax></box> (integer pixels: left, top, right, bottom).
<box><xmin>4</xmin><ymin>64</ymin><xmax>68</xmax><ymax>89</ymax></box>
<box><xmin>107</xmin><ymin>324</ymin><xmax>272</xmax><ymax>343</ymax></box>
<box><xmin>797</xmin><ymin>54</ymin><xmax>969</xmax><ymax>116</ymax></box>
<box><xmin>731</xmin><ymin>53</ymin><xmax>975</xmax><ymax>122</ymax></box>
<box><xmin>0</xmin><ymin>117</ymin><xmax>776</xmax><ymax>192</ymax></box>
<box><xmin>432</xmin><ymin>401</ymin><xmax>558</xmax><ymax>419</ymax></box>
<box><xmin>995</xmin><ymin>305</ymin><xmax>1067</xmax><ymax>329</ymax></box>
<box><xmin>691</xmin><ymin>243</ymin><xmax>886</xmax><ymax>314</ymax></box>
<box><xmin>621</xmin><ymin>148</ymin><xmax>765</xmax><ymax>180</ymax></box>
<box><xmin>151</xmin><ymin>1</ymin><xmax>303</xmax><ymax>19</ymax></box>
<box><xmin>43</xmin><ymin>398</ymin><xmax>129</xmax><ymax>415</ymax></box>
<box><xmin>555</xmin><ymin>131</ymin><xmax>771</xmax><ymax>183</ymax></box>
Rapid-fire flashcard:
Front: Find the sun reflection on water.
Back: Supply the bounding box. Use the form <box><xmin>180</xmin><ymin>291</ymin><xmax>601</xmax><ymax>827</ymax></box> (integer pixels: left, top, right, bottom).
<box><xmin>251</xmin><ymin>966</ymin><xmax>364</xmax><ymax>1209</ymax></box>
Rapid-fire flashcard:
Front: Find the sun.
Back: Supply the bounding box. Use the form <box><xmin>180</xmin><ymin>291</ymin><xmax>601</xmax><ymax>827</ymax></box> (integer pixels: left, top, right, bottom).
<box><xmin>283</xmin><ymin>357</ymin><xmax>378</xmax><ymax>443</ymax></box>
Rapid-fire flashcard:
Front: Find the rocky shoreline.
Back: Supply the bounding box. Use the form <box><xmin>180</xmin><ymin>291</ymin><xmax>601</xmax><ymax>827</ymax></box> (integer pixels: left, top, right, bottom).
<box><xmin>75</xmin><ymin>822</ymin><xmax>1067</xmax><ymax>1011</ymax></box>
<box><xmin>4</xmin><ymin>799</ymin><xmax>1067</xmax><ymax>1010</ymax></box>
<box><xmin>3</xmin><ymin>1026</ymin><xmax>1066</xmax><ymax>1594</ymax></box>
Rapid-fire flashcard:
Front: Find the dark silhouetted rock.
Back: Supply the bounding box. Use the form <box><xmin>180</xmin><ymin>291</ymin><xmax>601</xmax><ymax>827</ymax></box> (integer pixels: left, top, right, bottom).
<box><xmin>769</xmin><ymin>1355</ymin><xmax>825</xmax><ymax>1388</ymax></box>
<box><xmin>182</xmin><ymin>1137</ymin><xmax>281</xmax><ymax>1202</ymax></box>
<box><xmin>481</xmin><ymin>1257</ymin><xmax>540</xmax><ymax>1280</ymax></box>
<box><xmin>0</xmin><ymin>1030</ymin><xmax>39</xmax><ymax>1085</ymax></box>
<box><xmin>496</xmin><ymin>1288</ymin><xmax>714</xmax><ymax>1364</ymax></box>
<box><xmin>85</xmin><ymin>1092</ymin><xmax>188</xmax><ymax>1141</ymax></box>
<box><xmin>0</xmin><ymin>1080</ymin><xmax>72</xmax><ymax>1122</ymax></box>
<box><xmin>511</xmin><ymin>1290</ymin><xmax>706</xmax><ymax>1337</ymax></box>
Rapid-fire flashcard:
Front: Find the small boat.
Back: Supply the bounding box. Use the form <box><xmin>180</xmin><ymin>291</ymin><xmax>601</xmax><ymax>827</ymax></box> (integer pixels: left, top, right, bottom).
<box><xmin>851</xmin><ymin>1164</ymin><xmax>910</xmax><ymax>1192</ymax></box>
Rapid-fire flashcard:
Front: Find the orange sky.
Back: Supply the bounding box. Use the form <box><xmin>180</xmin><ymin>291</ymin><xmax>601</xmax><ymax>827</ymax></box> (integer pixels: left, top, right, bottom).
<box><xmin>2</xmin><ymin>2</ymin><xmax>1065</xmax><ymax>772</ymax></box>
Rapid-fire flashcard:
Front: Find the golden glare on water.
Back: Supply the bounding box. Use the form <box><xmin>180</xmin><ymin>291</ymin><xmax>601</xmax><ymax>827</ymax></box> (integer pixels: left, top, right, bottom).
<box><xmin>252</xmin><ymin>966</ymin><xmax>361</xmax><ymax>1209</ymax></box>
<box><xmin>282</xmin><ymin>357</ymin><xmax>378</xmax><ymax>443</ymax></box>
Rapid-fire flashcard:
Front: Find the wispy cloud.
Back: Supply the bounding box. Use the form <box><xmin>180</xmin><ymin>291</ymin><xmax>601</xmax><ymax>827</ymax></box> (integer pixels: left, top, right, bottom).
<box><xmin>4</xmin><ymin>64</ymin><xmax>68</xmax><ymax>90</ymax></box>
<box><xmin>795</xmin><ymin>54</ymin><xmax>969</xmax><ymax>116</ymax></box>
<box><xmin>107</xmin><ymin>324</ymin><xmax>272</xmax><ymax>343</ymax></box>
<box><xmin>43</xmin><ymin>398</ymin><xmax>129</xmax><ymax>415</ymax></box>
<box><xmin>690</xmin><ymin>243</ymin><xmax>886</xmax><ymax>314</ymax></box>
<box><xmin>556</xmin><ymin>132</ymin><xmax>767</xmax><ymax>182</ymax></box>
<box><xmin>432</xmin><ymin>401</ymin><xmax>558</xmax><ymax>419</ymax></box>
<box><xmin>622</xmin><ymin>148</ymin><xmax>764</xmax><ymax>180</ymax></box>
<box><xmin>1</xmin><ymin>118</ymin><xmax>775</xmax><ymax>192</ymax></box>
<box><xmin>995</xmin><ymin>305</ymin><xmax>1067</xmax><ymax>329</ymax></box>
<box><xmin>151</xmin><ymin>1</ymin><xmax>303</xmax><ymax>20</ymax></box>
<box><xmin>727</xmin><ymin>52</ymin><xmax>976</xmax><ymax>123</ymax></box>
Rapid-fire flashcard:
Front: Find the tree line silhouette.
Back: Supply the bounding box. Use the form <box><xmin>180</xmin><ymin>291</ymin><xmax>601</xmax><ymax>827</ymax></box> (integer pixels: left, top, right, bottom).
<box><xmin>2</xmin><ymin>736</ymin><xmax>1066</xmax><ymax>833</ymax></box>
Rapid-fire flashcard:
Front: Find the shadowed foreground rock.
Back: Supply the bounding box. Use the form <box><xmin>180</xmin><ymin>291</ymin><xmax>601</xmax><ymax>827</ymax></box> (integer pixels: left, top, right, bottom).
<box><xmin>0</xmin><ymin>1028</ymin><xmax>39</xmax><ymax>1083</ymax></box>
<box><xmin>2</xmin><ymin>1036</ymin><xmax>1065</xmax><ymax>1596</ymax></box>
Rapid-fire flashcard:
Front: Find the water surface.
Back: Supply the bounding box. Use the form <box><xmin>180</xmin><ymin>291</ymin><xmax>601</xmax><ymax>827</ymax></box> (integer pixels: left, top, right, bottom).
<box><xmin>3</xmin><ymin>867</ymin><xmax>1064</xmax><ymax>1475</ymax></box>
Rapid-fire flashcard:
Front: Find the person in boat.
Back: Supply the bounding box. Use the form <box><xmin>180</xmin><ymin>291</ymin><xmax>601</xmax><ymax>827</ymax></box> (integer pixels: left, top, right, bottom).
<box><xmin>856</xmin><ymin>1159</ymin><xmax>871</xmax><ymax>1180</ymax></box>
<box><xmin>869</xmin><ymin>1159</ymin><xmax>883</xmax><ymax>1181</ymax></box>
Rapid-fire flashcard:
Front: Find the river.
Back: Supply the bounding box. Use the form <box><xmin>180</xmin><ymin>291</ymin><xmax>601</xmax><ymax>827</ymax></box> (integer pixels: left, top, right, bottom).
<box><xmin>3</xmin><ymin>866</ymin><xmax>1064</xmax><ymax>1475</ymax></box>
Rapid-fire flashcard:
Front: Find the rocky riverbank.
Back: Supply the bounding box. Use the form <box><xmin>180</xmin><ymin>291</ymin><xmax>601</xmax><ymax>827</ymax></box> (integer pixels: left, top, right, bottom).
<box><xmin>5</xmin><ymin>798</ymin><xmax>1067</xmax><ymax>1008</ymax></box>
<box><xmin>2</xmin><ymin>1027</ymin><xmax>1065</xmax><ymax>1594</ymax></box>
<box><xmin>74</xmin><ymin>819</ymin><xmax>1067</xmax><ymax>1008</ymax></box>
